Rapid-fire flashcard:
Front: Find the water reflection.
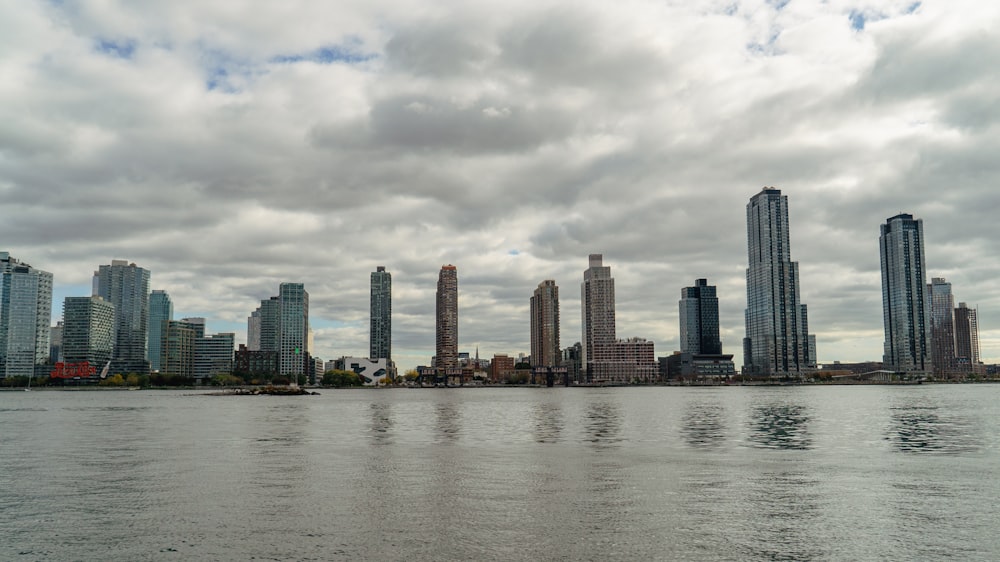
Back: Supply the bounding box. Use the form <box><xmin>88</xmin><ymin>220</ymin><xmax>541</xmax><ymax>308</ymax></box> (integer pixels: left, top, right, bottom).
<box><xmin>369</xmin><ymin>402</ymin><xmax>393</xmax><ymax>445</ymax></box>
<box><xmin>435</xmin><ymin>401</ymin><xmax>460</xmax><ymax>442</ymax></box>
<box><xmin>887</xmin><ymin>404</ymin><xmax>977</xmax><ymax>454</ymax></box>
<box><xmin>533</xmin><ymin>401</ymin><xmax>563</xmax><ymax>443</ymax></box>
<box><xmin>681</xmin><ymin>402</ymin><xmax>726</xmax><ymax>448</ymax></box>
<box><xmin>737</xmin><ymin>471</ymin><xmax>823</xmax><ymax>560</ymax></box>
<box><xmin>748</xmin><ymin>404</ymin><xmax>811</xmax><ymax>450</ymax></box>
<box><xmin>584</xmin><ymin>399</ymin><xmax>622</xmax><ymax>447</ymax></box>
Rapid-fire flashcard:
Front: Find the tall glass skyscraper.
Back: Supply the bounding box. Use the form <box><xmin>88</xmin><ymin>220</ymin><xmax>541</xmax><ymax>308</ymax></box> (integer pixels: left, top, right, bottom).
<box><xmin>926</xmin><ymin>277</ymin><xmax>955</xmax><ymax>376</ymax></box>
<box><xmin>435</xmin><ymin>265</ymin><xmax>458</xmax><ymax>370</ymax></box>
<box><xmin>148</xmin><ymin>289</ymin><xmax>173</xmax><ymax>372</ymax></box>
<box><xmin>880</xmin><ymin>213</ymin><xmax>930</xmax><ymax>373</ymax></box>
<box><xmin>370</xmin><ymin>266</ymin><xmax>392</xmax><ymax>363</ymax></box>
<box><xmin>94</xmin><ymin>260</ymin><xmax>151</xmax><ymax>375</ymax></box>
<box><xmin>278</xmin><ymin>283</ymin><xmax>309</xmax><ymax>377</ymax></box>
<box><xmin>680</xmin><ymin>279</ymin><xmax>721</xmax><ymax>355</ymax></box>
<box><xmin>1</xmin><ymin>252</ymin><xmax>53</xmax><ymax>379</ymax></box>
<box><xmin>530</xmin><ymin>280</ymin><xmax>560</xmax><ymax>368</ymax></box>
<box><xmin>743</xmin><ymin>188</ymin><xmax>814</xmax><ymax>377</ymax></box>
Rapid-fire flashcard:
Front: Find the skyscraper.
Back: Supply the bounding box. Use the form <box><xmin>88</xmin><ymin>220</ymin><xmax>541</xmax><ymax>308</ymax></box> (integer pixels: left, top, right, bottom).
<box><xmin>435</xmin><ymin>265</ymin><xmax>458</xmax><ymax>370</ymax></box>
<box><xmin>679</xmin><ymin>279</ymin><xmax>722</xmax><ymax>355</ymax></box>
<box><xmin>530</xmin><ymin>280</ymin><xmax>561</xmax><ymax>368</ymax></box>
<box><xmin>62</xmin><ymin>296</ymin><xmax>115</xmax><ymax>368</ymax></box>
<box><xmin>744</xmin><ymin>188</ymin><xmax>814</xmax><ymax>377</ymax></box>
<box><xmin>880</xmin><ymin>213</ymin><xmax>930</xmax><ymax>373</ymax></box>
<box><xmin>253</xmin><ymin>296</ymin><xmax>280</xmax><ymax>353</ymax></box>
<box><xmin>0</xmin><ymin>252</ymin><xmax>53</xmax><ymax>379</ymax></box>
<box><xmin>94</xmin><ymin>260</ymin><xmax>151</xmax><ymax>374</ymax></box>
<box><xmin>148</xmin><ymin>289</ymin><xmax>173</xmax><ymax>372</ymax></box>
<box><xmin>926</xmin><ymin>277</ymin><xmax>955</xmax><ymax>376</ymax></box>
<box><xmin>370</xmin><ymin>266</ymin><xmax>392</xmax><ymax>362</ymax></box>
<box><xmin>278</xmin><ymin>283</ymin><xmax>309</xmax><ymax>377</ymax></box>
<box><xmin>954</xmin><ymin>302</ymin><xmax>981</xmax><ymax>373</ymax></box>
<box><xmin>581</xmin><ymin>254</ymin><xmax>616</xmax><ymax>381</ymax></box>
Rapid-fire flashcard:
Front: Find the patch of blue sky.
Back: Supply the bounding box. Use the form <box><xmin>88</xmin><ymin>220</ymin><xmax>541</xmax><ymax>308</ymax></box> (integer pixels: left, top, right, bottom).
<box><xmin>508</xmin><ymin>249</ymin><xmax>520</xmax><ymax>256</ymax></box>
<box><xmin>766</xmin><ymin>0</ymin><xmax>790</xmax><ymax>10</ymax></box>
<box><xmin>849</xmin><ymin>8</ymin><xmax>894</xmax><ymax>32</ymax></box>
<box><xmin>270</xmin><ymin>42</ymin><xmax>376</xmax><ymax>65</ymax></box>
<box><xmin>200</xmin><ymin>47</ymin><xmax>263</xmax><ymax>93</ymax></box>
<box><xmin>905</xmin><ymin>2</ymin><xmax>922</xmax><ymax>14</ymax></box>
<box><xmin>95</xmin><ymin>38</ymin><xmax>136</xmax><ymax>59</ymax></box>
<box><xmin>849</xmin><ymin>10</ymin><xmax>867</xmax><ymax>30</ymax></box>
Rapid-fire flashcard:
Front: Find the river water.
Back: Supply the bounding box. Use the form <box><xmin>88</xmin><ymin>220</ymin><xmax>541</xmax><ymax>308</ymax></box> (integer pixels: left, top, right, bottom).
<box><xmin>1</xmin><ymin>385</ymin><xmax>998</xmax><ymax>561</ymax></box>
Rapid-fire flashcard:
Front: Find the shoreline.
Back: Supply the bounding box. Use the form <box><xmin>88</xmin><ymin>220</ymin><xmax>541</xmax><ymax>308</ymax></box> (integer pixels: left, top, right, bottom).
<box><xmin>5</xmin><ymin>378</ymin><xmax>1000</xmax><ymax>392</ymax></box>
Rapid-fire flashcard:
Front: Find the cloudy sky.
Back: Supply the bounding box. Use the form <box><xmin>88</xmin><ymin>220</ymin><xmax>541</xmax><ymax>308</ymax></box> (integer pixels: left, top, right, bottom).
<box><xmin>2</xmin><ymin>0</ymin><xmax>998</xmax><ymax>372</ymax></box>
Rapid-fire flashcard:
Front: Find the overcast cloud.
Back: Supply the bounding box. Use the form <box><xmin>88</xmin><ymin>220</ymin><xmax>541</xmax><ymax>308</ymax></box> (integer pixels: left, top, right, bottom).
<box><xmin>2</xmin><ymin>0</ymin><xmax>998</xmax><ymax>372</ymax></box>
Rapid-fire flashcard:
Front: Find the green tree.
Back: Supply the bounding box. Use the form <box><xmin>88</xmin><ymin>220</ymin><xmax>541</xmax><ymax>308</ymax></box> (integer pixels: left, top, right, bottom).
<box><xmin>322</xmin><ymin>369</ymin><xmax>363</xmax><ymax>387</ymax></box>
<box><xmin>404</xmin><ymin>369</ymin><xmax>419</xmax><ymax>381</ymax></box>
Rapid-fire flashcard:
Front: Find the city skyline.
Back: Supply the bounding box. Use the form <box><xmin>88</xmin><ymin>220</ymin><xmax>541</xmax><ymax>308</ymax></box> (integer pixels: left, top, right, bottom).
<box><xmin>3</xmin><ymin>2</ymin><xmax>999</xmax><ymax>374</ymax></box>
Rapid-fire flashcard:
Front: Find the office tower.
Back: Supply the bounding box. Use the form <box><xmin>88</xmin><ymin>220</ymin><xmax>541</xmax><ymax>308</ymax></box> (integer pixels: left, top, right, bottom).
<box><xmin>148</xmin><ymin>290</ymin><xmax>173</xmax><ymax>372</ymax></box>
<box><xmin>679</xmin><ymin>279</ymin><xmax>722</xmax><ymax>355</ymax></box>
<box><xmin>194</xmin><ymin>332</ymin><xmax>235</xmax><ymax>381</ymax></box>
<box><xmin>581</xmin><ymin>254</ymin><xmax>616</xmax><ymax>381</ymax></box>
<box><xmin>880</xmin><ymin>213</ymin><xmax>930</xmax><ymax>372</ymax></box>
<box><xmin>0</xmin><ymin>252</ymin><xmax>53</xmax><ymax>379</ymax></box>
<box><xmin>62</xmin><ymin>296</ymin><xmax>115</xmax><ymax>368</ymax></box>
<box><xmin>435</xmin><ymin>265</ymin><xmax>458</xmax><ymax>370</ymax></box>
<box><xmin>954</xmin><ymin>302</ymin><xmax>981</xmax><ymax>373</ymax></box>
<box><xmin>370</xmin><ymin>266</ymin><xmax>392</xmax><ymax>362</ymax></box>
<box><xmin>94</xmin><ymin>260</ymin><xmax>151</xmax><ymax>374</ymax></box>
<box><xmin>743</xmin><ymin>188</ymin><xmax>814</xmax><ymax>377</ymax></box>
<box><xmin>927</xmin><ymin>278</ymin><xmax>955</xmax><ymax>376</ymax></box>
<box><xmin>530</xmin><ymin>280</ymin><xmax>561</xmax><ymax>368</ymax></box>
<box><xmin>160</xmin><ymin>319</ymin><xmax>200</xmax><ymax>378</ymax></box>
<box><xmin>278</xmin><ymin>283</ymin><xmax>309</xmax><ymax>377</ymax></box>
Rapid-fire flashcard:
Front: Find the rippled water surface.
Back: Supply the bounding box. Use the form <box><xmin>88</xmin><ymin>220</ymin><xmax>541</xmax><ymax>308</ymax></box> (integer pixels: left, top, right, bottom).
<box><xmin>2</xmin><ymin>385</ymin><xmax>998</xmax><ymax>561</ymax></box>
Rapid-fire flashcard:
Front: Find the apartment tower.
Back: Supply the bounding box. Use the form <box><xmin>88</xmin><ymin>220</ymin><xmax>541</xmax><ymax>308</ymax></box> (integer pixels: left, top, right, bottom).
<box><xmin>743</xmin><ymin>188</ymin><xmax>814</xmax><ymax>377</ymax></box>
<box><xmin>880</xmin><ymin>214</ymin><xmax>930</xmax><ymax>372</ymax></box>
<box><xmin>370</xmin><ymin>266</ymin><xmax>392</xmax><ymax>362</ymax></box>
<box><xmin>954</xmin><ymin>302</ymin><xmax>981</xmax><ymax>373</ymax></box>
<box><xmin>0</xmin><ymin>252</ymin><xmax>53</xmax><ymax>379</ymax></box>
<box><xmin>61</xmin><ymin>296</ymin><xmax>115</xmax><ymax>369</ymax></box>
<box><xmin>148</xmin><ymin>290</ymin><xmax>173</xmax><ymax>372</ymax></box>
<box><xmin>435</xmin><ymin>265</ymin><xmax>458</xmax><ymax>370</ymax></box>
<box><xmin>530</xmin><ymin>280</ymin><xmax>561</xmax><ymax>368</ymax></box>
<box><xmin>94</xmin><ymin>260</ymin><xmax>151</xmax><ymax>374</ymax></box>
<box><xmin>927</xmin><ymin>277</ymin><xmax>955</xmax><ymax>376</ymax></box>
<box><xmin>680</xmin><ymin>279</ymin><xmax>722</xmax><ymax>355</ymax></box>
<box><xmin>581</xmin><ymin>254</ymin><xmax>616</xmax><ymax>381</ymax></box>
<box><xmin>278</xmin><ymin>283</ymin><xmax>309</xmax><ymax>377</ymax></box>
